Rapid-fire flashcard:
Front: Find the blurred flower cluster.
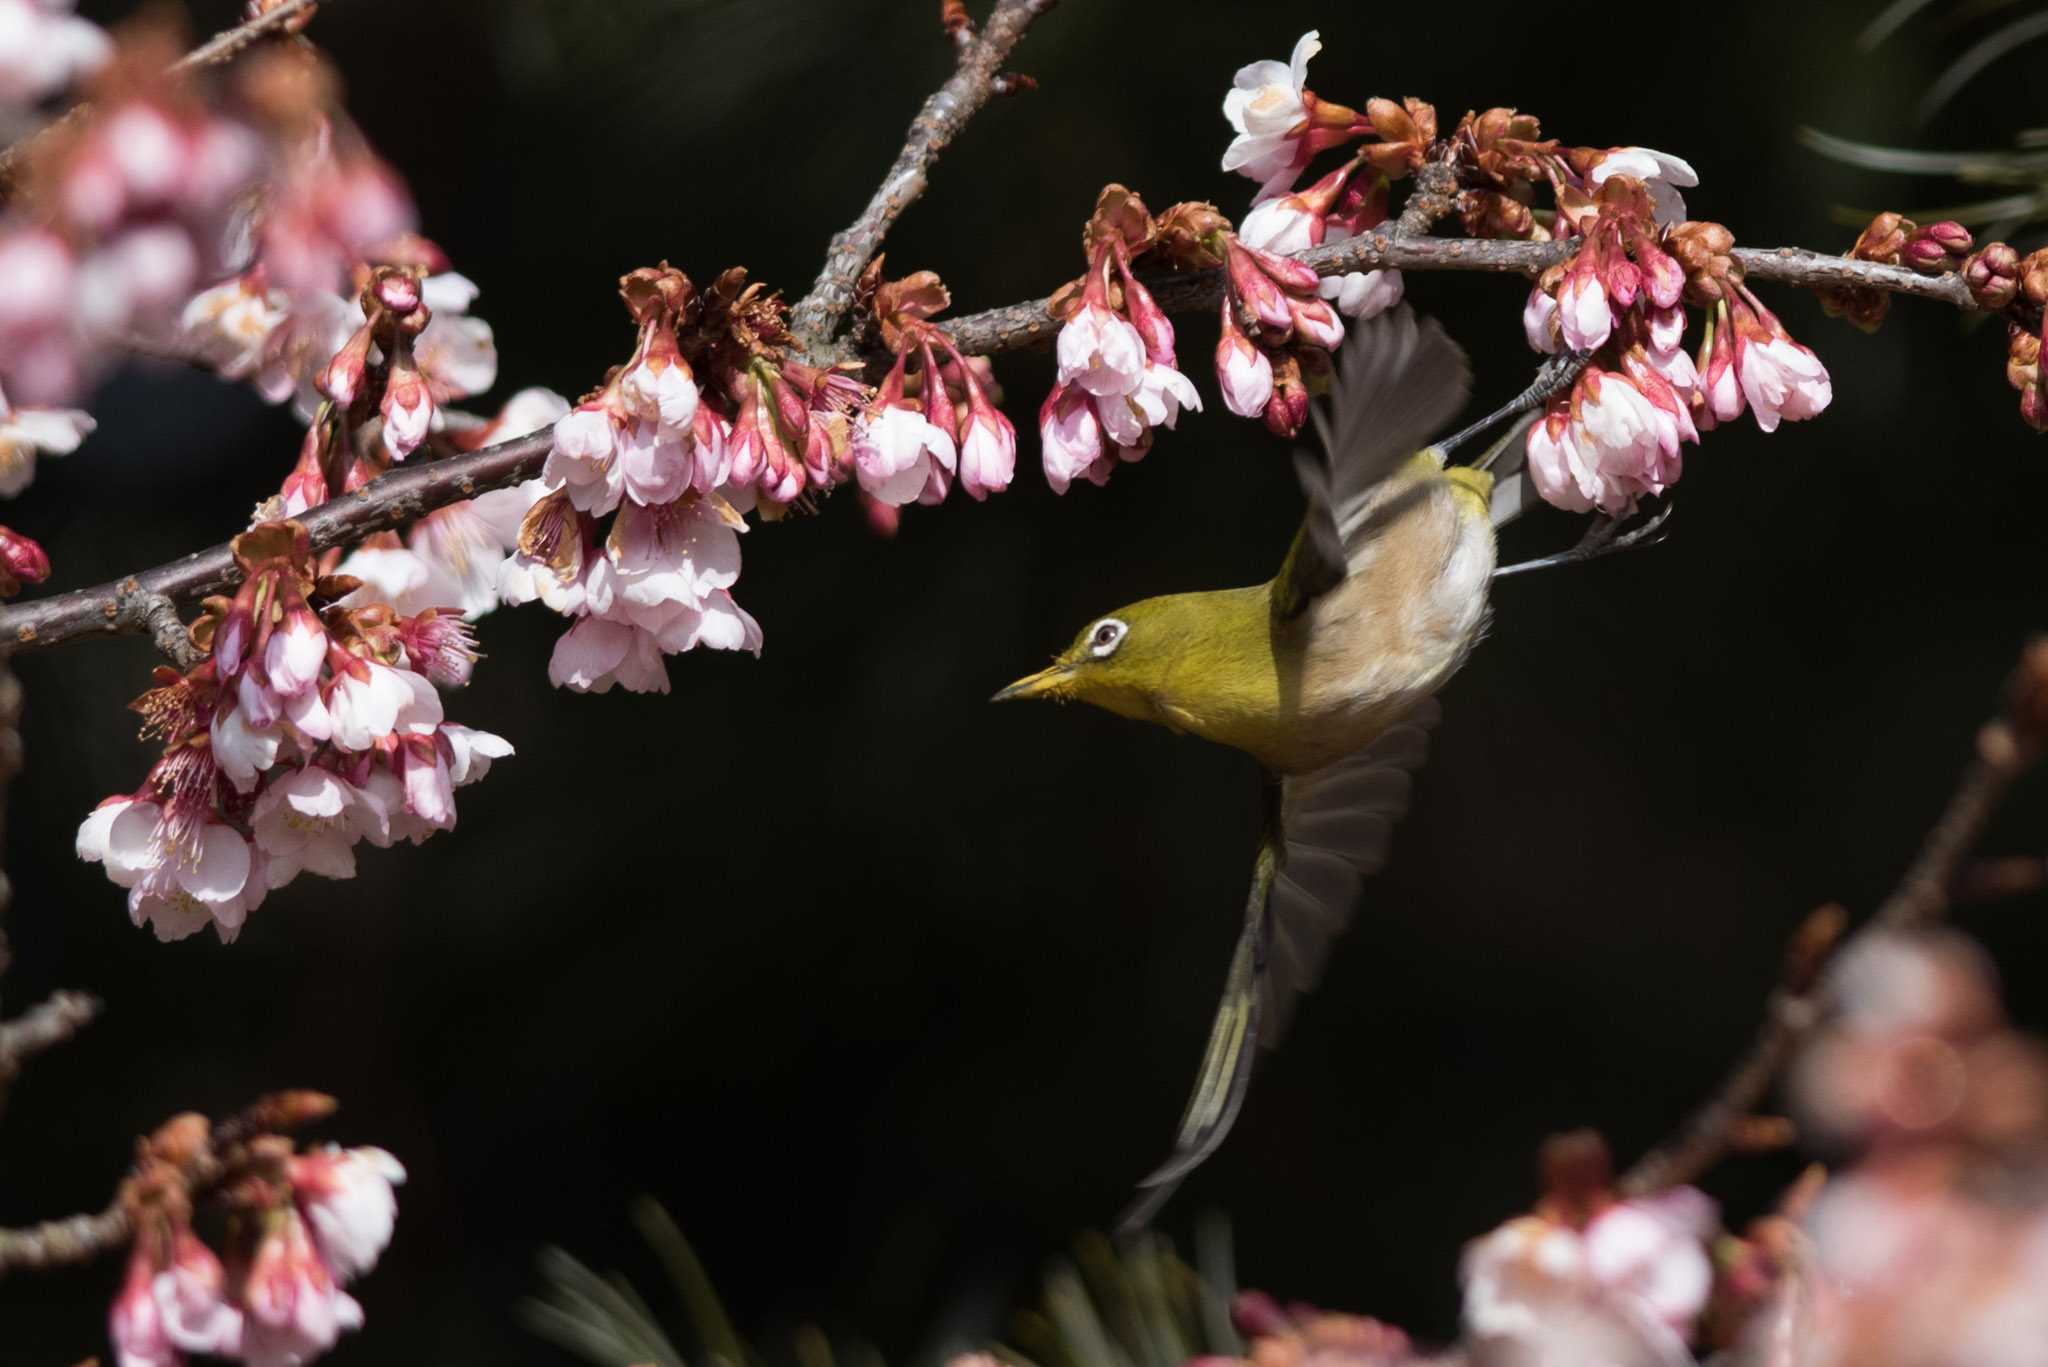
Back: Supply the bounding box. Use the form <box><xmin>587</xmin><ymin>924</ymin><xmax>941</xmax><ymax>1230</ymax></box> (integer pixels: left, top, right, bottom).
<box><xmin>77</xmin><ymin>520</ymin><xmax>511</xmax><ymax>942</ymax></box>
<box><xmin>105</xmin><ymin>1101</ymin><xmax>403</xmax><ymax>1367</ymax></box>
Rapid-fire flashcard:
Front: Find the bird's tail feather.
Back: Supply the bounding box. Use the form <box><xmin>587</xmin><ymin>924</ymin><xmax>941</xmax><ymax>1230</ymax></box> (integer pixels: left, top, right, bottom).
<box><xmin>1114</xmin><ymin>849</ymin><xmax>1274</xmax><ymax>1237</ymax></box>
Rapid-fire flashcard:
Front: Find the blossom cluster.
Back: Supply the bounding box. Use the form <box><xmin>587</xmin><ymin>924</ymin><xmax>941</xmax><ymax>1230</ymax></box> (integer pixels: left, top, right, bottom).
<box><xmin>1516</xmin><ymin>162</ymin><xmax>1831</xmax><ymax>515</ymax></box>
<box><xmin>850</xmin><ymin>259</ymin><xmax>1017</xmax><ymax>510</ymax></box>
<box><xmin>76</xmin><ymin>522</ymin><xmax>511</xmax><ymax>943</ymax></box>
<box><xmin>513</xmin><ymin>264</ymin><xmax>764</xmax><ymax>693</ymax></box>
<box><xmin>111</xmin><ymin>1114</ymin><xmax>405</xmax><ymax>1367</ymax></box>
<box><xmin>1038</xmin><ymin>187</ymin><xmax>1206</xmax><ymax>489</ymax></box>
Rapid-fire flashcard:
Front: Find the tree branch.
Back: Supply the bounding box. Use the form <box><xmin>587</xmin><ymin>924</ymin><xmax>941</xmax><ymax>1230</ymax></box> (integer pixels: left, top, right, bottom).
<box><xmin>0</xmin><ymin>236</ymin><xmax>2002</xmax><ymax>659</ymax></box>
<box><xmin>788</xmin><ymin>0</ymin><xmax>1058</xmax><ymax>353</ymax></box>
<box><xmin>1619</xmin><ymin>641</ymin><xmax>2048</xmax><ymax>1196</ymax></box>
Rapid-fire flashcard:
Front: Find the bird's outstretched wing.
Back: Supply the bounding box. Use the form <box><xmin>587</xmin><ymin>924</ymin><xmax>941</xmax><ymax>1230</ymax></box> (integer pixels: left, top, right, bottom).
<box><xmin>1116</xmin><ymin>701</ymin><xmax>1440</xmax><ymax>1234</ymax></box>
<box><xmin>1274</xmin><ymin>306</ymin><xmax>1473</xmax><ymax>620</ymax></box>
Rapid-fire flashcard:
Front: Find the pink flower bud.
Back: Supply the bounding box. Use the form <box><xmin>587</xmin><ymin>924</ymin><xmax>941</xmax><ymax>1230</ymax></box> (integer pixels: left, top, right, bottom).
<box><xmin>0</xmin><ymin>525</ymin><xmax>50</xmax><ymax>592</ymax></box>
<box><xmin>1224</xmin><ymin>240</ymin><xmax>1295</xmax><ymax>333</ymax></box>
<box><xmin>1965</xmin><ymin>243</ymin><xmax>2021</xmax><ymax>310</ymax></box>
<box><xmin>1216</xmin><ymin>301</ymin><xmax>1275</xmax><ymax>419</ymax></box>
<box><xmin>316</xmin><ymin>321</ymin><xmax>375</xmax><ymax>408</ymax></box>
<box><xmin>1038</xmin><ymin>382</ymin><xmax>1104</xmax><ymax>495</ymax></box>
<box><xmin>379</xmin><ymin>342</ymin><xmax>434</xmax><ymax>461</ymax></box>
<box><xmin>958</xmin><ymin>399</ymin><xmax>1017</xmax><ymax>501</ymax></box>
<box><xmin>1113</xmin><ymin>248</ymin><xmax>1178</xmax><ymax>366</ymax></box>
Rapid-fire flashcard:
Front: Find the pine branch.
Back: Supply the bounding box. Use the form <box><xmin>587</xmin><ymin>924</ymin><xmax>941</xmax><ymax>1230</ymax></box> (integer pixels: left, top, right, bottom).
<box><xmin>788</xmin><ymin>0</ymin><xmax>1059</xmax><ymax>352</ymax></box>
<box><xmin>0</xmin><ymin>233</ymin><xmax>2001</xmax><ymax>659</ymax></box>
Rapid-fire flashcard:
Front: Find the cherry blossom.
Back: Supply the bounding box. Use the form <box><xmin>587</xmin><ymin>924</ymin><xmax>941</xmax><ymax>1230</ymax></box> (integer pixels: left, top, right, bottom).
<box><xmin>289</xmin><ymin>1146</ymin><xmax>406</xmax><ymax>1283</ymax></box>
<box><xmin>1221</xmin><ymin>31</ymin><xmax>1328</xmax><ymax>201</ymax></box>
<box><xmin>1462</xmin><ymin>1190</ymin><xmax>1716</xmax><ymax>1366</ymax></box>
<box><xmin>0</xmin><ymin>389</ymin><xmax>93</xmax><ymax>497</ymax></box>
<box><xmin>0</xmin><ymin>0</ymin><xmax>109</xmax><ymax>106</ymax></box>
<box><xmin>152</xmin><ymin>1225</ymin><xmax>243</xmax><ymax>1359</ymax></box>
<box><xmin>1589</xmin><ymin>146</ymin><xmax>1699</xmax><ymax>224</ymax></box>
<box><xmin>1215</xmin><ymin>300</ymin><xmax>1274</xmax><ymax>418</ymax></box>
<box><xmin>1730</xmin><ymin>293</ymin><xmax>1833</xmax><ymax>433</ymax></box>
<box><xmin>110</xmin><ymin>1239</ymin><xmax>178</xmax><ymax>1367</ymax></box>
<box><xmin>237</xmin><ymin>1207</ymin><xmax>364</xmax><ymax>1367</ymax></box>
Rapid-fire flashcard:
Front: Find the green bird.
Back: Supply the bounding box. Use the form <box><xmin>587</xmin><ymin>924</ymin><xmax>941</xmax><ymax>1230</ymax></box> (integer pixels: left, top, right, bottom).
<box><xmin>995</xmin><ymin>305</ymin><xmax>1573</xmax><ymax>1230</ymax></box>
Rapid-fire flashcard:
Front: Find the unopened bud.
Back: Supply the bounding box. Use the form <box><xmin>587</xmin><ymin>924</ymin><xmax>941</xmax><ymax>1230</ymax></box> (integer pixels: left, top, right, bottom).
<box><xmin>2023</xmin><ymin>384</ymin><xmax>2048</xmax><ymax>434</ymax></box>
<box><xmin>316</xmin><ymin>321</ymin><xmax>375</xmax><ymax>408</ymax></box>
<box><xmin>1902</xmin><ymin>235</ymin><xmax>1951</xmax><ymax>274</ymax></box>
<box><xmin>0</xmin><ymin>526</ymin><xmax>49</xmax><ymax>596</ymax></box>
<box><xmin>2021</xmin><ymin>248</ymin><xmax>2048</xmax><ymax>309</ymax></box>
<box><xmin>1965</xmin><ymin>243</ymin><xmax>2021</xmax><ymax>310</ymax></box>
<box><xmin>1851</xmin><ymin>211</ymin><xmax>1911</xmax><ymax>264</ymax></box>
<box><xmin>371</xmin><ymin>269</ymin><xmax>421</xmax><ymax>317</ymax></box>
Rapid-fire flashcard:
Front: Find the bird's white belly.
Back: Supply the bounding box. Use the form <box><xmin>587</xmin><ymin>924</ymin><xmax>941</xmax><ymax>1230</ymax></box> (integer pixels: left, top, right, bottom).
<box><xmin>1283</xmin><ymin>483</ymin><xmax>1494</xmax><ymax>769</ymax></box>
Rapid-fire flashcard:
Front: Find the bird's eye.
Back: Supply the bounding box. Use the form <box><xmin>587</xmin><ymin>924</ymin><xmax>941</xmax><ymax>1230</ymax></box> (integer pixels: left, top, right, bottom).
<box><xmin>1087</xmin><ymin>618</ymin><xmax>1127</xmax><ymax>658</ymax></box>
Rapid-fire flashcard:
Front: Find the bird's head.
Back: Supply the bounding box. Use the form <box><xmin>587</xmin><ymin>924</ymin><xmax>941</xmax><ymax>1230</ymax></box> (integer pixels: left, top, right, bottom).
<box><xmin>990</xmin><ymin>595</ymin><xmax>1207</xmax><ymax>725</ymax></box>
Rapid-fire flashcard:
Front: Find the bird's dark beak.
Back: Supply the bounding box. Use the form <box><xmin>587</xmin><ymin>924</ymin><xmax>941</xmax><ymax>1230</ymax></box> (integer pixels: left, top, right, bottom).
<box><xmin>991</xmin><ymin>663</ymin><xmax>1073</xmax><ymax>703</ymax></box>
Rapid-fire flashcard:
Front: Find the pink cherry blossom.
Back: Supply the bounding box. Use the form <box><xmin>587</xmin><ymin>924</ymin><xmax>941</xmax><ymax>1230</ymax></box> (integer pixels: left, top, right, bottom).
<box><xmin>616</xmin><ymin>418</ymin><xmax>693</xmax><ymax>507</ymax></box>
<box><xmin>1462</xmin><ymin>1191</ymin><xmax>1715</xmax><ymax>1367</ymax></box>
<box><xmin>0</xmin><ymin>0</ymin><xmax>109</xmax><ymax>107</ymax></box>
<box><xmin>1038</xmin><ymin>383</ymin><xmax>1104</xmax><ymax>495</ymax></box>
<box><xmin>1055</xmin><ymin>299</ymin><xmax>1147</xmax><ymax>398</ymax></box>
<box><xmin>153</xmin><ymin>1225</ymin><xmax>243</xmax><ymax>1358</ymax></box>
<box><xmin>251</xmin><ymin>767</ymin><xmax>380</xmax><ymax>887</ymax></box>
<box><xmin>0</xmin><ymin>394</ymin><xmax>94</xmax><ymax>497</ymax></box>
<box><xmin>1221</xmin><ymin>30</ymin><xmax>1321</xmax><ymax>200</ymax></box>
<box><xmin>1523</xmin><ymin>285</ymin><xmax>1561</xmax><ymax>355</ymax></box>
<box><xmin>1215</xmin><ymin>302</ymin><xmax>1274</xmax><ymax>419</ymax></box>
<box><xmin>289</xmin><ymin>1146</ymin><xmax>406</xmax><ymax>1283</ymax></box>
<box><xmin>548</xmin><ymin>616</ymin><xmax>671</xmax><ymax>694</ymax></box>
<box><xmin>238</xmin><ymin>1208</ymin><xmax>365</xmax><ymax>1367</ymax></box>
<box><xmin>1319</xmin><ymin>265</ymin><xmax>1401</xmax><ymax>319</ymax></box>
<box><xmin>1557</xmin><ymin>257</ymin><xmax>1613</xmax><ymax>353</ymax></box>
<box><xmin>212</xmin><ymin>703</ymin><xmax>286</xmax><ymax>794</ymax></box>
<box><xmin>1733</xmin><ymin>310</ymin><xmax>1832</xmax><ymax>433</ymax></box>
<box><xmin>1098</xmin><ymin>363</ymin><xmax>1201</xmax><ymax>448</ymax></box>
<box><xmin>544</xmin><ymin>406</ymin><xmax>624</xmax><ymax>514</ymax></box>
<box><xmin>442</xmin><ymin>724</ymin><xmax>514</xmax><ymax>787</ymax></box>
<box><xmin>326</xmin><ymin>659</ymin><xmax>421</xmax><ymax>751</ymax></box>
<box><xmin>957</xmin><ymin>399</ymin><xmax>1017</xmax><ymax>501</ymax></box>
<box><xmin>1590</xmin><ymin>146</ymin><xmax>1700</xmax><ymax>224</ymax></box>
<box><xmin>179</xmin><ymin>274</ymin><xmax>288</xmax><ymax>382</ymax></box>
<box><xmin>110</xmin><ymin>1239</ymin><xmax>178</xmax><ymax>1367</ymax></box>
<box><xmin>378</xmin><ymin>345</ymin><xmax>434</xmax><ymax>460</ymax></box>
<box><xmin>853</xmin><ymin>404</ymin><xmax>955</xmax><ymax>507</ymax></box>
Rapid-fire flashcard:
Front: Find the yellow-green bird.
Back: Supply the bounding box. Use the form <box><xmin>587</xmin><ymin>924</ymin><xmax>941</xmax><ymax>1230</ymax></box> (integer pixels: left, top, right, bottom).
<box><xmin>995</xmin><ymin>305</ymin><xmax>1534</xmax><ymax>1231</ymax></box>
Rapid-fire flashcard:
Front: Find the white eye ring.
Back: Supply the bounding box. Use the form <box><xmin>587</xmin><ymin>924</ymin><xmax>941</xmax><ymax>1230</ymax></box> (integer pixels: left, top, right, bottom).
<box><xmin>1086</xmin><ymin>617</ymin><xmax>1128</xmax><ymax>659</ymax></box>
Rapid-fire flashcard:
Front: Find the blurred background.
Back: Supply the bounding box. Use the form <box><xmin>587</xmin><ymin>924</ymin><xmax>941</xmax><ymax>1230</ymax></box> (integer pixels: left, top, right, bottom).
<box><xmin>5</xmin><ymin>0</ymin><xmax>2048</xmax><ymax>1361</ymax></box>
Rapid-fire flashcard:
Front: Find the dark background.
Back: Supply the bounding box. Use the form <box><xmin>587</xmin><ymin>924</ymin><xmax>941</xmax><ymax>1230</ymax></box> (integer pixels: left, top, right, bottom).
<box><xmin>5</xmin><ymin>0</ymin><xmax>2048</xmax><ymax>1361</ymax></box>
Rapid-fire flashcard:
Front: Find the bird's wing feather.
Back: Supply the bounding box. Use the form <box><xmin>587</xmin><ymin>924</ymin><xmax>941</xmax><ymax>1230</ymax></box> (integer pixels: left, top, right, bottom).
<box><xmin>1275</xmin><ymin>307</ymin><xmax>1472</xmax><ymax>620</ymax></box>
<box><xmin>1116</xmin><ymin>700</ymin><xmax>1440</xmax><ymax>1233</ymax></box>
<box><xmin>1263</xmin><ymin>697</ymin><xmax>1439</xmax><ymax>1040</ymax></box>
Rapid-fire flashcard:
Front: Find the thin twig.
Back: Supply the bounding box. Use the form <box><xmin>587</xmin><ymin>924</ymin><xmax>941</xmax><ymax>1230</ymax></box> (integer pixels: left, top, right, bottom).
<box><xmin>0</xmin><ymin>235</ymin><xmax>2003</xmax><ymax>659</ymax></box>
<box><xmin>170</xmin><ymin>0</ymin><xmax>323</xmax><ymax>73</ymax></box>
<box><xmin>0</xmin><ymin>992</ymin><xmax>103</xmax><ymax>1078</ymax></box>
<box><xmin>788</xmin><ymin>0</ymin><xmax>1059</xmax><ymax>352</ymax></box>
<box><xmin>0</xmin><ymin>1203</ymin><xmax>131</xmax><ymax>1275</ymax></box>
<box><xmin>1619</xmin><ymin>642</ymin><xmax>2048</xmax><ymax>1195</ymax></box>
